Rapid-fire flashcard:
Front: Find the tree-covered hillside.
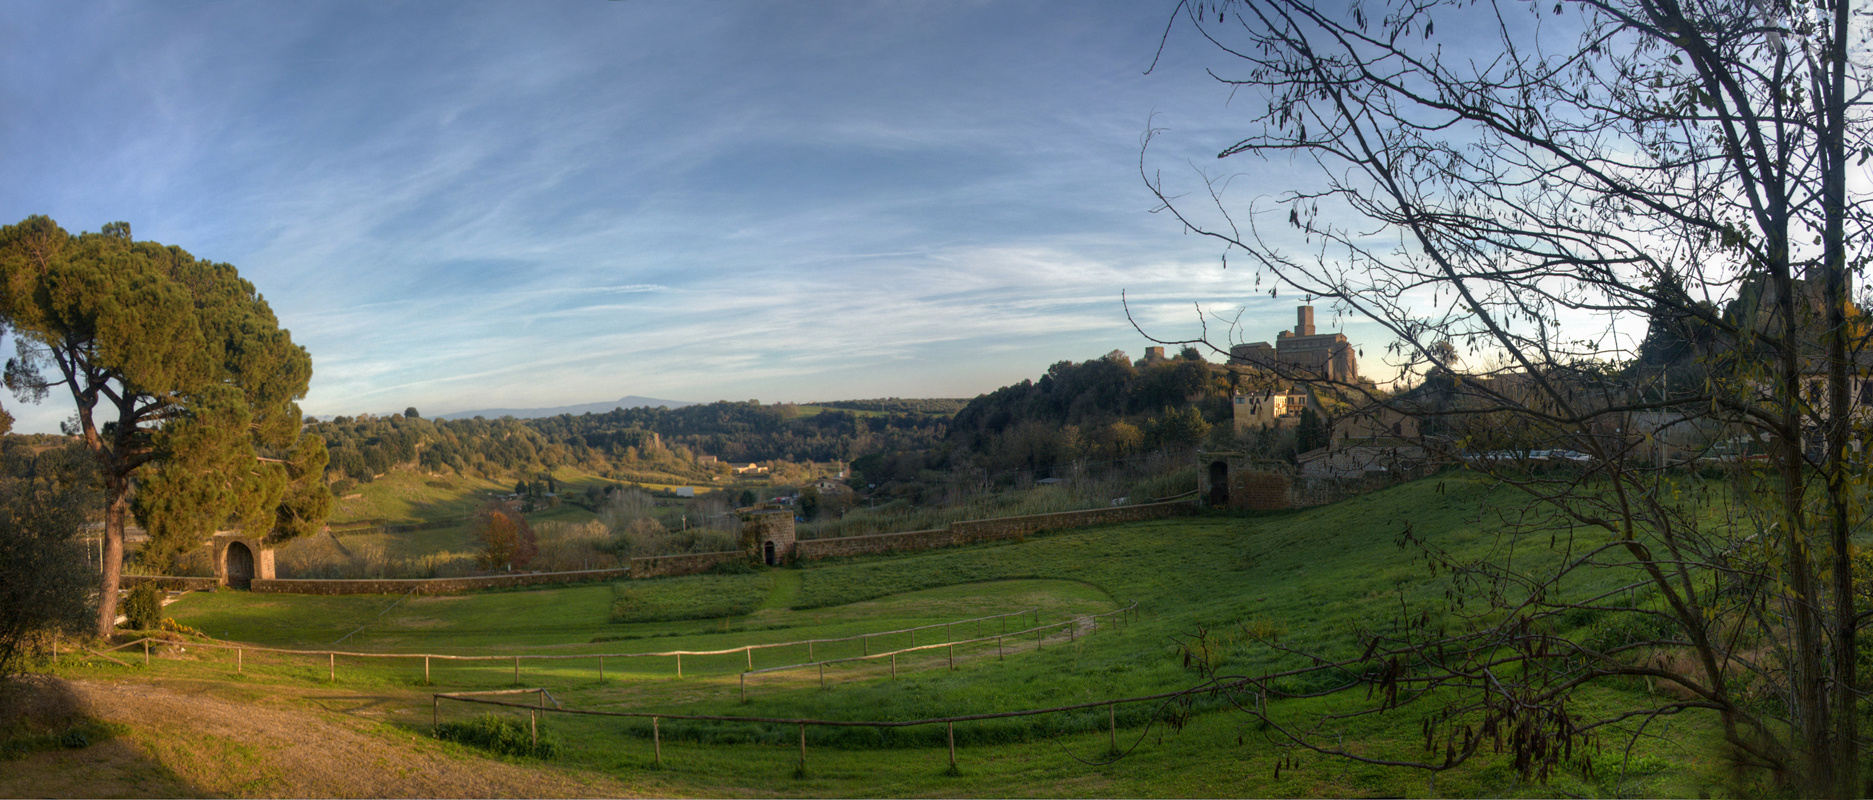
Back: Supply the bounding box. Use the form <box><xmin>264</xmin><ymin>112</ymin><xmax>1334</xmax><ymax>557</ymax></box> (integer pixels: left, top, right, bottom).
<box><xmin>941</xmin><ymin>350</ymin><xmax>1236</xmax><ymax>474</ymax></box>
<box><xmin>308</xmin><ymin>400</ymin><xmax>949</xmax><ymax>487</ymax></box>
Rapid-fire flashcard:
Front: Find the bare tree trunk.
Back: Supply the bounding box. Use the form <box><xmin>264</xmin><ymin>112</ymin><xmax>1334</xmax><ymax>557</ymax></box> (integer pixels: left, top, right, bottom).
<box><xmin>1821</xmin><ymin>2</ymin><xmax>1856</xmax><ymax>794</ymax></box>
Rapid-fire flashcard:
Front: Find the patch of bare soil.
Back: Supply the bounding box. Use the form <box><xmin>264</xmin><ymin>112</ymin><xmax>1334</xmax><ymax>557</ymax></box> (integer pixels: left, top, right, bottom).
<box><xmin>0</xmin><ymin>677</ymin><xmax>651</xmax><ymax>798</ymax></box>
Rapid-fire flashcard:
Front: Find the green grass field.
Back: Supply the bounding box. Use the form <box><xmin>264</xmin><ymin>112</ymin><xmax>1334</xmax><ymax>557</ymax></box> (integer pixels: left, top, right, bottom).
<box><xmin>72</xmin><ymin>472</ymin><xmax>1731</xmax><ymax>796</ymax></box>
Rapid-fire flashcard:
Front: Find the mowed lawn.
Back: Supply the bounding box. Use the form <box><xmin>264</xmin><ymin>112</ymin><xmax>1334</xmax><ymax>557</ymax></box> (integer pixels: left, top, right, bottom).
<box><xmin>142</xmin><ymin>472</ymin><xmax>1724</xmax><ymax>797</ymax></box>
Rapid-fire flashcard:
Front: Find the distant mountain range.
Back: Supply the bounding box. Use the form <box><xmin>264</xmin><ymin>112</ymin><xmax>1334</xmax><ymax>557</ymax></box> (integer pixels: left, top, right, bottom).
<box><xmin>431</xmin><ymin>395</ymin><xmax>697</xmax><ymax>421</ymax></box>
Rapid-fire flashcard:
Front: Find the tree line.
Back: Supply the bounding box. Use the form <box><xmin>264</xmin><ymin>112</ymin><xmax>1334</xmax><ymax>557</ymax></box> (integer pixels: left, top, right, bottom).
<box><xmin>308</xmin><ymin>400</ymin><xmax>950</xmax><ymax>487</ymax></box>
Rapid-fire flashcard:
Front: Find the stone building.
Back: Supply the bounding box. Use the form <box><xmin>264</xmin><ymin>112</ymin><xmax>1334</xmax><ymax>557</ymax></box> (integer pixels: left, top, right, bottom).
<box><xmin>1197</xmin><ymin>453</ymin><xmax>1296</xmax><ymax>511</ymax></box>
<box><xmin>1231</xmin><ymin>390</ymin><xmax>1310</xmax><ymax>435</ymax></box>
<box><xmin>1228</xmin><ymin>305</ymin><xmax>1358</xmax><ymax>383</ymax></box>
<box><xmin>740</xmin><ymin>509</ymin><xmax>796</xmax><ymax>566</ymax></box>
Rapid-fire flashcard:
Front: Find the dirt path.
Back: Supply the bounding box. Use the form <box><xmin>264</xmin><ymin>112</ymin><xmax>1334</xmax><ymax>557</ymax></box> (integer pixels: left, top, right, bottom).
<box><xmin>0</xmin><ymin>677</ymin><xmax>651</xmax><ymax>798</ymax></box>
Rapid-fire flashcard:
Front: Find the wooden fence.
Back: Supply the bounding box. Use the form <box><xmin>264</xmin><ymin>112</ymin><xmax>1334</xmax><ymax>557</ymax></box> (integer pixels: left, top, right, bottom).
<box><xmin>433</xmin><ymin>673</ymin><xmax>1252</xmax><ymax>772</ymax></box>
<box><xmin>66</xmin><ymin>604</ymin><xmax>1135</xmax><ymax>689</ymax></box>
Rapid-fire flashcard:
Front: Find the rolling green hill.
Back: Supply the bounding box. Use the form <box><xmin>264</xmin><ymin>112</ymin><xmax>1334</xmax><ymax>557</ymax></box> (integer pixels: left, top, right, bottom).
<box><xmin>117</xmin><ymin>471</ymin><xmax>1722</xmax><ymax>797</ymax></box>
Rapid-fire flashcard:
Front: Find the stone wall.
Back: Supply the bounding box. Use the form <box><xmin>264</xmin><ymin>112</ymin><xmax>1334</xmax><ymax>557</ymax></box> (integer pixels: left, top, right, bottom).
<box><xmin>126</xmin><ymin>499</ymin><xmax>1196</xmax><ymax>594</ymax></box>
<box><xmin>627</xmin><ymin>551</ymin><xmax>744</xmax><ymax>579</ymax></box>
<box><xmin>794</xmin><ymin>500</ymin><xmax>1195</xmax><ymax>560</ymax></box>
<box><xmin>793</xmin><ymin>528</ymin><xmax>951</xmax><ymax>559</ymax></box>
<box><xmin>1232</xmin><ymin>471</ymin><xmax>1294</xmax><ymax>510</ymax></box>
<box><xmin>121</xmin><ymin>575</ymin><xmax>220</xmax><ymax>591</ymax></box>
<box><xmin>248</xmin><ymin>567</ymin><xmax>633</xmax><ymax>595</ymax></box>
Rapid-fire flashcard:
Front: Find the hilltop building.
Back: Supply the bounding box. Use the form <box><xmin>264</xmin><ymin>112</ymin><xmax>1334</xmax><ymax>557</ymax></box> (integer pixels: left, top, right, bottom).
<box><xmin>1227</xmin><ymin>305</ymin><xmax>1359</xmax><ymax>434</ymax></box>
<box><xmin>1228</xmin><ymin>305</ymin><xmax>1358</xmax><ymax>383</ymax></box>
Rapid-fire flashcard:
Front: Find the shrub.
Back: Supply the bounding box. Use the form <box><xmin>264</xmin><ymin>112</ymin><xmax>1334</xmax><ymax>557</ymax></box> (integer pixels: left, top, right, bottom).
<box><xmin>121</xmin><ymin>584</ymin><xmax>162</xmax><ymax>631</ymax></box>
<box><xmin>435</xmin><ymin>713</ymin><xmax>557</xmax><ymax>758</ymax></box>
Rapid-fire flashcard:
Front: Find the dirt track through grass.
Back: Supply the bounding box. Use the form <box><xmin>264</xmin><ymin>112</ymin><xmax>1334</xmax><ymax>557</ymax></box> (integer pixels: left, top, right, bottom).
<box><xmin>0</xmin><ymin>677</ymin><xmax>648</xmax><ymax>798</ymax></box>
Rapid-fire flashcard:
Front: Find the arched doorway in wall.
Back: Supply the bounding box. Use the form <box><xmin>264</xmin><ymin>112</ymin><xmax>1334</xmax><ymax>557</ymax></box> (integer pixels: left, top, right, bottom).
<box><xmin>763</xmin><ymin>540</ymin><xmax>777</xmax><ymax>566</ymax></box>
<box><xmin>1208</xmin><ymin>461</ymin><xmax>1230</xmax><ymax>507</ymax></box>
<box><xmin>226</xmin><ymin>541</ymin><xmax>255</xmax><ymax>590</ymax></box>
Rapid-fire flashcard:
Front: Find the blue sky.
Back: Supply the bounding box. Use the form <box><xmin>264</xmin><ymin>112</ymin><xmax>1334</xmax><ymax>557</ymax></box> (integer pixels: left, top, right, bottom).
<box><xmin>0</xmin><ymin>0</ymin><xmax>1381</xmax><ymax>432</ymax></box>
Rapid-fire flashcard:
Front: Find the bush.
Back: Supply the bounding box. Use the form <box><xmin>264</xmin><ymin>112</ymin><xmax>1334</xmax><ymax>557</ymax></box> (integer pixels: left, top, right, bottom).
<box><xmin>435</xmin><ymin>713</ymin><xmax>557</xmax><ymax>758</ymax></box>
<box><xmin>121</xmin><ymin>584</ymin><xmax>162</xmax><ymax>632</ymax></box>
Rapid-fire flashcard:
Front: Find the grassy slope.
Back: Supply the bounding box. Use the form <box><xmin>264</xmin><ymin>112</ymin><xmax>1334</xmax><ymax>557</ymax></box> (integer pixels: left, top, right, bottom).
<box><xmin>127</xmin><ymin>472</ymin><xmax>1719</xmax><ymax>796</ymax></box>
<box><xmin>329</xmin><ymin>469</ymin><xmax>512</xmax><ymax>525</ymax></box>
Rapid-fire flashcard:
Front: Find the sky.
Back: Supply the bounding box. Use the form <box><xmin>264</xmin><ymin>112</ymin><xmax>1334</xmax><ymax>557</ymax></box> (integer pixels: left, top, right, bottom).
<box><xmin>0</xmin><ymin>0</ymin><xmax>1379</xmax><ymax>432</ymax></box>
<box><xmin>0</xmin><ymin>0</ymin><xmax>1361</xmax><ymax>432</ymax></box>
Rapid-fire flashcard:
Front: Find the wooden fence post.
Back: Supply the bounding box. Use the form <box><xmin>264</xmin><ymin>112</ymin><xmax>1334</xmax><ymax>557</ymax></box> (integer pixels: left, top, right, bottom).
<box><xmin>432</xmin><ymin>696</ymin><xmax>439</xmax><ymax>730</ymax></box>
<box><xmin>948</xmin><ymin>721</ymin><xmax>956</xmax><ymax>770</ymax></box>
<box><xmin>529</xmin><ymin>709</ymin><xmax>538</xmax><ymax>750</ymax></box>
<box><xmin>798</xmin><ymin>723</ymin><xmax>806</xmax><ymax>771</ymax></box>
<box><xmin>328</xmin><ymin>652</ymin><xmax>335</xmax><ymax>682</ymax></box>
<box><xmin>424</xmin><ymin>656</ymin><xmax>430</xmax><ymax>684</ymax></box>
<box><xmin>997</xmin><ymin>636</ymin><xmax>1003</xmax><ymax>660</ymax></box>
<box><xmin>237</xmin><ymin>647</ymin><xmax>243</xmax><ymax>674</ymax></box>
<box><xmin>1110</xmin><ymin>702</ymin><xmax>1117</xmax><ymax>752</ymax></box>
<box><xmin>948</xmin><ymin>645</ymin><xmax>954</xmax><ymax>670</ymax></box>
<box><xmin>653</xmin><ymin>717</ymin><xmax>661</xmax><ymax>766</ymax></box>
<box><xmin>143</xmin><ymin>640</ymin><xmax>150</xmax><ymax>667</ymax></box>
<box><xmin>676</xmin><ymin>654</ymin><xmax>682</xmax><ymax>678</ymax></box>
<box><xmin>513</xmin><ymin>656</ymin><xmax>520</xmax><ymax>684</ymax></box>
<box><xmin>819</xmin><ymin>663</ymin><xmax>825</xmax><ymax>688</ymax></box>
<box><xmin>740</xmin><ymin>672</ymin><xmax>747</xmax><ymax>703</ymax></box>
<box><xmin>808</xmin><ymin>641</ymin><xmax>814</xmax><ymax>660</ymax></box>
<box><xmin>891</xmin><ymin>653</ymin><xmax>897</xmax><ymax>680</ymax></box>
<box><xmin>747</xmin><ymin>648</ymin><xmax>752</xmax><ymax>671</ymax></box>
<box><xmin>598</xmin><ymin>656</ymin><xmax>604</xmax><ymax>683</ymax></box>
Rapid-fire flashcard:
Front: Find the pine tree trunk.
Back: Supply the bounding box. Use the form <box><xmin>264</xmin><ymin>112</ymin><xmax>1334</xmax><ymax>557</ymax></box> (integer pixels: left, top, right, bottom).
<box><xmin>95</xmin><ymin>484</ymin><xmax>129</xmax><ymax>638</ymax></box>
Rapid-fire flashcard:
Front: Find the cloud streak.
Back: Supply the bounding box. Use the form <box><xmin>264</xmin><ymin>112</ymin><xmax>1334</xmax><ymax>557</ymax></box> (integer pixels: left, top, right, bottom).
<box><xmin>0</xmin><ymin>0</ymin><xmax>1344</xmax><ymax>431</ymax></box>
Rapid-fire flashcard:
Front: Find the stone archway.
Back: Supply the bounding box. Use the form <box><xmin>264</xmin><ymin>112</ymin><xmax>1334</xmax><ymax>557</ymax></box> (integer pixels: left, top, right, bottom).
<box><xmin>213</xmin><ymin>534</ymin><xmax>275</xmax><ymax>589</ymax></box>
<box><xmin>764</xmin><ymin>540</ymin><xmax>777</xmax><ymax>566</ymax></box>
<box><xmin>1208</xmin><ymin>460</ymin><xmax>1230</xmax><ymax>507</ymax></box>
<box><xmin>225</xmin><ymin>541</ymin><xmax>255</xmax><ymax>590</ymax></box>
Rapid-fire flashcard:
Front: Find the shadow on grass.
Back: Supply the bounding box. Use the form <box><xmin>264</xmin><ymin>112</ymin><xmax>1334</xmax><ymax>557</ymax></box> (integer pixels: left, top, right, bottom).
<box><xmin>0</xmin><ymin>674</ymin><xmax>204</xmax><ymax>797</ymax></box>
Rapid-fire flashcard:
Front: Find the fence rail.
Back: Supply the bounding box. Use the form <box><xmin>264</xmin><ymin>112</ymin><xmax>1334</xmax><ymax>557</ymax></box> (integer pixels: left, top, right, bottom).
<box><xmin>737</xmin><ymin>602</ymin><xmax>1139</xmax><ymax>699</ymax></box>
<box><xmin>433</xmin><ymin>673</ymin><xmax>1248</xmax><ymax>770</ymax></box>
<box><xmin>75</xmin><ymin>603</ymin><xmax>1138</xmax><ymax>686</ymax></box>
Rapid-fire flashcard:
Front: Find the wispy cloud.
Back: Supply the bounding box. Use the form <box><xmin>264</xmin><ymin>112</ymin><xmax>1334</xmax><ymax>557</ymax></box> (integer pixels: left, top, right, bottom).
<box><xmin>0</xmin><ymin>0</ymin><xmax>1344</xmax><ymax>429</ymax></box>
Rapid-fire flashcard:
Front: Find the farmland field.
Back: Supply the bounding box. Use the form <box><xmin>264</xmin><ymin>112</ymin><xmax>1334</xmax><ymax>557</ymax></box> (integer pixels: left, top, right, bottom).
<box><xmin>12</xmin><ymin>472</ymin><xmax>1729</xmax><ymax>797</ymax></box>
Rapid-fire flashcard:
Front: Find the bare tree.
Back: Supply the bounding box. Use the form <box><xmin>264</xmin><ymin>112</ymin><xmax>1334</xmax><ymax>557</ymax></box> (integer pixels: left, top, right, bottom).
<box><xmin>1146</xmin><ymin>0</ymin><xmax>1872</xmax><ymax>794</ymax></box>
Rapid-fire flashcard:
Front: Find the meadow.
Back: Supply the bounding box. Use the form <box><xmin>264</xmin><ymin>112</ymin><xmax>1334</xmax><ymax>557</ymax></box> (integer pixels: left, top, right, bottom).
<box><xmin>34</xmin><ymin>472</ymin><xmax>1732</xmax><ymax>797</ymax></box>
